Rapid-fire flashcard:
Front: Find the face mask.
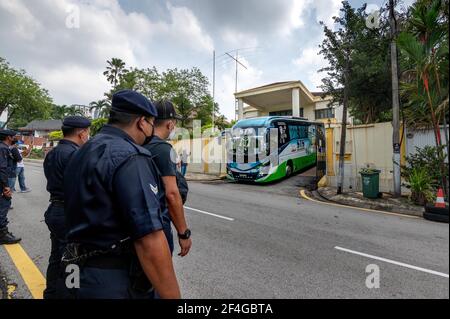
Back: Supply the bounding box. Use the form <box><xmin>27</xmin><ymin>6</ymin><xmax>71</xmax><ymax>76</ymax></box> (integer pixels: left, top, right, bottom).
<box><xmin>168</xmin><ymin>129</ymin><xmax>176</xmax><ymax>140</ymax></box>
<box><xmin>141</xmin><ymin>120</ymin><xmax>154</xmax><ymax>145</ymax></box>
<box><xmin>143</xmin><ymin>133</ymin><xmax>154</xmax><ymax>145</ymax></box>
<box><xmin>168</xmin><ymin>121</ymin><xmax>177</xmax><ymax>140</ymax></box>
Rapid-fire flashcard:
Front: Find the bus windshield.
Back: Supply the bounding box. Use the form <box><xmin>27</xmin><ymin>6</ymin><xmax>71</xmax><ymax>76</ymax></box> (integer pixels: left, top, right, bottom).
<box><xmin>231</xmin><ymin>126</ymin><xmax>267</xmax><ymax>157</ymax></box>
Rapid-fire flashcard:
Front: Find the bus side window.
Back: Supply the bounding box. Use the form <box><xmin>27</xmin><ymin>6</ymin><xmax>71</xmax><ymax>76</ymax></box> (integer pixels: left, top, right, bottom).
<box><xmin>298</xmin><ymin>125</ymin><xmax>308</xmax><ymax>139</ymax></box>
<box><xmin>288</xmin><ymin>125</ymin><xmax>300</xmax><ymax>141</ymax></box>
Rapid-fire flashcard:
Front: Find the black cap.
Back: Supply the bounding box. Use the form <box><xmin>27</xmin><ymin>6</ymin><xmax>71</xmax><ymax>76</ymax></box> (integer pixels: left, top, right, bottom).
<box><xmin>0</xmin><ymin>129</ymin><xmax>17</xmax><ymax>137</ymax></box>
<box><xmin>154</xmin><ymin>100</ymin><xmax>182</xmax><ymax>120</ymax></box>
<box><xmin>112</xmin><ymin>90</ymin><xmax>158</xmax><ymax>117</ymax></box>
<box><xmin>63</xmin><ymin>116</ymin><xmax>91</xmax><ymax>128</ymax></box>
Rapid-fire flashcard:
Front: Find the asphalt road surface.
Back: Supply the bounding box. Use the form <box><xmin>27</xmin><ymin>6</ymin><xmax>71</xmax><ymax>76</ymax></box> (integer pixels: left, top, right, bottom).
<box><xmin>0</xmin><ymin>161</ymin><xmax>448</xmax><ymax>299</ymax></box>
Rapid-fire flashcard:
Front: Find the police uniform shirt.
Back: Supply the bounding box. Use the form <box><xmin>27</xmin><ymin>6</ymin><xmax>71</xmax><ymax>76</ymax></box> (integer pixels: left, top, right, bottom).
<box><xmin>0</xmin><ymin>142</ymin><xmax>10</xmax><ymax>190</ymax></box>
<box><xmin>145</xmin><ymin>136</ymin><xmax>178</xmax><ymax>177</ymax></box>
<box><xmin>64</xmin><ymin>125</ymin><xmax>170</xmax><ymax>249</ymax></box>
<box><xmin>43</xmin><ymin>140</ymin><xmax>79</xmax><ymax>201</ymax></box>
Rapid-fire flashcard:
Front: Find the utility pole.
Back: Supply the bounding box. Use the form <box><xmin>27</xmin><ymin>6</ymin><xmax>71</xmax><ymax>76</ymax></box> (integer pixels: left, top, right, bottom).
<box><xmin>225</xmin><ymin>51</ymin><xmax>247</xmax><ymax>121</ymax></box>
<box><xmin>390</xmin><ymin>0</ymin><xmax>401</xmax><ymax>197</ymax></box>
<box><xmin>212</xmin><ymin>50</ymin><xmax>216</xmax><ymax>131</ymax></box>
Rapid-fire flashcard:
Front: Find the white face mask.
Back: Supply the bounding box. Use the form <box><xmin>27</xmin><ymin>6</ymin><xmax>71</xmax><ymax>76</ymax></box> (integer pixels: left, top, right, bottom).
<box><xmin>168</xmin><ymin>121</ymin><xmax>177</xmax><ymax>140</ymax></box>
<box><xmin>168</xmin><ymin>129</ymin><xmax>177</xmax><ymax>140</ymax></box>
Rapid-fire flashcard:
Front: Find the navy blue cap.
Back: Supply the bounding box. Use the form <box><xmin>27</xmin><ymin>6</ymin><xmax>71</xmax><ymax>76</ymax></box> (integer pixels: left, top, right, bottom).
<box><xmin>112</xmin><ymin>90</ymin><xmax>158</xmax><ymax>117</ymax></box>
<box><xmin>154</xmin><ymin>100</ymin><xmax>182</xmax><ymax>120</ymax></box>
<box><xmin>0</xmin><ymin>129</ymin><xmax>17</xmax><ymax>136</ymax></box>
<box><xmin>63</xmin><ymin>116</ymin><xmax>91</xmax><ymax>128</ymax></box>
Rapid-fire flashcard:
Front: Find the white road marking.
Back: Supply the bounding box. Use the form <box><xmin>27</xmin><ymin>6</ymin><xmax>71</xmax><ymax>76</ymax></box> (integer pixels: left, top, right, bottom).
<box><xmin>335</xmin><ymin>246</ymin><xmax>449</xmax><ymax>279</ymax></box>
<box><xmin>184</xmin><ymin>206</ymin><xmax>235</xmax><ymax>221</ymax></box>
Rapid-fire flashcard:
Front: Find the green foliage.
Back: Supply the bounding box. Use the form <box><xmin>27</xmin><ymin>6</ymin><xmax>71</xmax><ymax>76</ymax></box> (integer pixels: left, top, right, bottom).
<box><xmin>402</xmin><ymin>145</ymin><xmax>448</xmax><ymax>204</ymax></box>
<box><xmin>406</xmin><ymin>167</ymin><xmax>435</xmax><ymax>205</ymax></box>
<box><xmin>48</xmin><ymin>130</ymin><xmax>63</xmax><ymax>141</ymax></box>
<box><xmin>50</xmin><ymin>105</ymin><xmax>84</xmax><ymax>120</ymax></box>
<box><xmin>398</xmin><ymin>0</ymin><xmax>449</xmax><ymax>130</ymax></box>
<box><xmin>98</xmin><ymin>58</ymin><xmax>222</xmax><ymax>128</ymax></box>
<box><xmin>28</xmin><ymin>148</ymin><xmax>45</xmax><ymax>159</ymax></box>
<box><xmin>359</xmin><ymin>168</ymin><xmax>381</xmax><ymax>175</ymax></box>
<box><xmin>319</xmin><ymin>2</ymin><xmax>393</xmax><ymax>124</ymax></box>
<box><xmin>90</xmin><ymin>118</ymin><xmax>108</xmax><ymax>136</ymax></box>
<box><xmin>0</xmin><ymin>57</ymin><xmax>53</xmax><ymax>129</ymax></box>
<box><xmin>89</xmin><ymin>99</ymin><xmax>111</xmax><ymax>118</ymax></box>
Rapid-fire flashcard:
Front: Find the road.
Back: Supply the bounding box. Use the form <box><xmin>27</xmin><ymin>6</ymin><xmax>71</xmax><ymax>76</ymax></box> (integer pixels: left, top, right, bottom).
<box><xmin>0</xmin><ymin>161</ymin><xmax>448</xmax><ymax>299</ymax></box>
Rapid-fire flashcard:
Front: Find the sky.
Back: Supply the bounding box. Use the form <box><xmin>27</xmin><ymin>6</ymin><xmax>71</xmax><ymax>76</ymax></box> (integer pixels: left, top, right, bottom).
<box><xmin>0</xmin><ymin>0</ymin><xmax>414</xmax><ymax>120</ymax></box>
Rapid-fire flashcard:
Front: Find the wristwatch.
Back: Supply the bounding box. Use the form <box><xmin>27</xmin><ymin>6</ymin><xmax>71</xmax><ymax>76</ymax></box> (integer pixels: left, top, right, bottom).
<box><xmin>178</xmin><ymin>228</ymin><xmax>191</xmax><ymax>240</ymax></box>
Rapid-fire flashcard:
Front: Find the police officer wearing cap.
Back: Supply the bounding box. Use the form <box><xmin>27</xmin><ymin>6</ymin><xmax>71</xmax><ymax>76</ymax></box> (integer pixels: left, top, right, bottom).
<box><xmin>0</xmin><ymin>129</ymin><xmax>22</xmax><ymax>245</ymax></box>
<box><xmin>144</xmin><ymin>100</ymin><xmax>192</xmax><ymax>257</ymax></box>
<box><xmin>43</xmin><ymin>116</ymin><xmax>91</xmax><ymax>299</ymax></box>
<box><xmin>63</xmin><ymin>90</ymin><xmax>181</xmax><ymax>299</ymax></box>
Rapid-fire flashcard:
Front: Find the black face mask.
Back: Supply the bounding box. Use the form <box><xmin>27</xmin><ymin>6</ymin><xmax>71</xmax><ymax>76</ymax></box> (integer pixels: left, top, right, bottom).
<box><xmin>141</xmin><ymin>124</ymin><xmax>154</xmax><ymax>145</ymax></box>
<box><xmin>143</xmin><ymin>133</ymin><xmax>154</xmax><ymax>146</ymax></box>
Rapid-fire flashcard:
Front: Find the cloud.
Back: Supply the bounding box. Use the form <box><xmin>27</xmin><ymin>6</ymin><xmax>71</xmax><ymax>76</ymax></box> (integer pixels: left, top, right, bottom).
<box><xmin>216</xmin><ymin>56</ymin><xmax>264</xmax><ymax>120</ymax></box>
<box><xmin>293</xmin><ymin>45</ymin><xmax>328</xmax><ymax>90</ymax></box>
<box><xmin>0</xmin><ymin>0</ymin><xmax>214</xmax><ymax>106</ymax></box>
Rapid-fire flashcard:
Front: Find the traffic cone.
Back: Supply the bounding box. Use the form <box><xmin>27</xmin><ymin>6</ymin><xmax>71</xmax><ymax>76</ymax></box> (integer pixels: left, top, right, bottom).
<box><xmin>435</xmin><ymin>188</ymin><xmax>446</xmax><ymax>208</ymax></box>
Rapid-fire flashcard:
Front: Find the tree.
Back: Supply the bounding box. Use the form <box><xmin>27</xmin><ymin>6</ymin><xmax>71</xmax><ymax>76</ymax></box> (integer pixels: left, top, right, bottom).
<box><xmin>319</xmin><ymin>1</ymin><xmax>360</xmax><ymax>194</ymax></box>
<box><xmin>103</xmin><ymin>58</ymin><xmax>127</xmax><ymax>89</ymax></box>
<box><xmin>50</xmin><ymin>105</ymin><xmax>84</xmax><ymax>120</ymax></box>
<box><xmin>89</xmin><ymin>99</ymin><xmax>111</xmax><ymax>118</ymax></box>
<box><xmin>397</xmin><ymin>0</ymin><xmax>449</xmax><ymax>196</ymax></box>
<box><xmin>0</xmin><ymin>57</ymin><xmax>53</xmax><ymax>129</ymax></box>
<box><xmin>99</xmin><ymin>58</ymin><xmax>226</xmax><ymax>128</ymax></box>
<box><xmin>156</xmin><ymin>67</ymin><xmax>212</xmax><ymax>128</ymax></box>
<box><xmin>215</xmin><ymin>115</ymin><xmax>231</xmax><ymax>130</ymax></box>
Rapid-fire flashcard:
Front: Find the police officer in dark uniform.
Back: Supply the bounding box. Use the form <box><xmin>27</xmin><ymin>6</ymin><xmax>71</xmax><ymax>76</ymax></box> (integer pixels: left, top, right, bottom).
<box><xmin>0</xmin><ymin>129</ymin><xmax>21</xmax><ymax>245</ymax></box>
<box><xmin>43</xmin><ymin>116</ymin><xmax>91</xmax><ymax>299</ymax></box>
<box><xmin>63</xmin><ymin>90</ymin><xmax>181</xmax><ymax>299</ymax></box>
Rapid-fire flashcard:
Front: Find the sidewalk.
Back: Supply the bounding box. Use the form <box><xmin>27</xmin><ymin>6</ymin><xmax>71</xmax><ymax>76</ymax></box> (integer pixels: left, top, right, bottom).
<box><xmin>315</xmin><ymin>186</ymin><xmax>424</xmax><ymax>217</ymax></box>
<box><xmin>185</xmin><ymin>172</ymin><xmax>226</xmax><ymax>182</ymax></box>
<box><xmin>24</xmin><ymin>158</ymin><xmax>44</xmax><ymax>164</ymax></box>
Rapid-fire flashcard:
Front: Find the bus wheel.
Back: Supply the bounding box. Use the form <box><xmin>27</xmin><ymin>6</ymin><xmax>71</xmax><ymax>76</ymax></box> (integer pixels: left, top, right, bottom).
<box><xmin>286</xmin><ymin>162</ymin><xmax>293</xmax><ymax>177</ymax></box>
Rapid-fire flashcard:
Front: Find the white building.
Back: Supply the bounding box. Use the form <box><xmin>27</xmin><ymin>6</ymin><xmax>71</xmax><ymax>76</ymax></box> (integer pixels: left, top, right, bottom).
<box><xmin>235</xmin><ymin>81</ymin><xmax>350</xmax><ymax>124</ymax></box>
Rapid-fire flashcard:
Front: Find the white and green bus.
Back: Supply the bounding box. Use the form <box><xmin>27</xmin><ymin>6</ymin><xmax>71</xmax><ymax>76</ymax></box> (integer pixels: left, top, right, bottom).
<box><xmin>226</xmin><ymin>116</ymin><xmax>326</xmax><ymax>183</ymax></box>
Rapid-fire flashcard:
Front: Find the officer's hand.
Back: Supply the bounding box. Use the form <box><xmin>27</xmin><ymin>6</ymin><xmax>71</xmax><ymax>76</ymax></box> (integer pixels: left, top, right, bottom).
<box><xmin>178</xmin><ymin>237</ymin><xmax>192</xmax><ymax>257</ymax></box>
<box><xmin>3</xmin><ymin>187</ymin><xmax>12</xmax><ymax>199</ymax></box>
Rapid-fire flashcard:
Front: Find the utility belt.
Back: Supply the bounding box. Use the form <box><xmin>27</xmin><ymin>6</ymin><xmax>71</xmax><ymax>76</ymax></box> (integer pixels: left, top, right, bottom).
<box><xmin>62</xmin><ymin>238</ymin><xmax>153</xmax><ymax>293</ymax></box>
<box><xmin>50</xmin><ymin>198</ymin><xmax>65</xmax><ymax>207</ymax></box>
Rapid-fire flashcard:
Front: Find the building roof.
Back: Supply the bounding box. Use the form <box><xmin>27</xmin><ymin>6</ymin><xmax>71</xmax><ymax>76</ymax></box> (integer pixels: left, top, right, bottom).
<box><xmin>19</xmin><ymin>119</ymin><xmax>63</xmax><ymax>131</ymax></box>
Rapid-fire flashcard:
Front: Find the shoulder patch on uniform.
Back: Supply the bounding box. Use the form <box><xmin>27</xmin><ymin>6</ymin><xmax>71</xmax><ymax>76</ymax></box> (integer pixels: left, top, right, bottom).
<box><xmin>150</xmin><ymin>183</ymin><xmax>158</xmax><ymax>195</ymax></box>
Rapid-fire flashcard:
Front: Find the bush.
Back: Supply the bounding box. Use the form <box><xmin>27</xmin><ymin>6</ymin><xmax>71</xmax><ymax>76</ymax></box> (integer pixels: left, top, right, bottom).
<box><xmin>90</xmin><ymin>118</ymin><xmax>108</xmax><ymax>137</ymax></box>
<box><xmin>402</xmin><ymin>145</ymin><xmax>448</xmax><ymax>205</ymax></box>
<box><xmin>407</xmin><ymin>167</ymin><xmax>435</xmax><ymax>205</ymax></box>
<box><xmin>48</xmin><ymin>130</ymin><xmax>63</xmax><ymax>141</ymax></box>
<box><xmin>29</xmin><ymin>148</ymin><xmax>45</xmax><ymax>159</ymax></box>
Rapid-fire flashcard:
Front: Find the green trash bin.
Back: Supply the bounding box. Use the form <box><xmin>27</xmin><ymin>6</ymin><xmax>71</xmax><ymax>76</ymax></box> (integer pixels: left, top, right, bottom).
<box><xmin>360</xmin><ymin>169</ymin><xmax>381</xmax><ymax>199</ymax></box>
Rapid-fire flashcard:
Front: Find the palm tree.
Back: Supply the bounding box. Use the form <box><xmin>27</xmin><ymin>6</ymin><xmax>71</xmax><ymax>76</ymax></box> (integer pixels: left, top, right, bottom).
<box><xmin>398</xmin><ymin>0</ymin><xmax>448</xmax><ymax>144</ymax></box>
<box><xmin>397</xmin><ymin>0</ymin><xmax>449</xmax><ymax>196</ymax></box>
<box><xmin>103</xmin><ymin>58</ymin><xmax>126</xmax><ymax>88</ymax></box>
<box><xmin>89</xmin><ymin>99</ymin><xmax>110</xmax><ymax>119</ymax></box>
<box><xmin>51</xmin><ymin>105</ymin><xmax>83</xmax><ymax>119</ymax></box>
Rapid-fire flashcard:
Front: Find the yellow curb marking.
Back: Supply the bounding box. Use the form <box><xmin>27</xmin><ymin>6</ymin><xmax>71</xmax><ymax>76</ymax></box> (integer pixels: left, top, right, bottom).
<box><xmin>300</xmin><ymin>190</ymin><xmax>420</xmax><ymax>219</ymax></box>
<box><xmin>3</xmin><ymin>244</ymin><xmax>45</xmax><ymax>299</ymax></box>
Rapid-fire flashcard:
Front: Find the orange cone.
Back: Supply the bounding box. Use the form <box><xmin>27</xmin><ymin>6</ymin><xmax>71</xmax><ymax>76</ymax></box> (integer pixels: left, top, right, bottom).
<box><xmin>435</xmin><ymin>188</ymin><xmax>446</xmax><ymax>208</ymax></box>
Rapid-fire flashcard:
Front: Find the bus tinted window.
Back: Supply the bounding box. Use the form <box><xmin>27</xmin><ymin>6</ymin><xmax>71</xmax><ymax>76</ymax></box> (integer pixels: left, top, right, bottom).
<box><xmin>299</xmin><ymin>125</ymin><xmax>308</xmax><ymax>139</ymax></box>
<box><xmin>288</xmin><ymin>125</ymin><xmax>300</xmax><ymax>140</ymax></box>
